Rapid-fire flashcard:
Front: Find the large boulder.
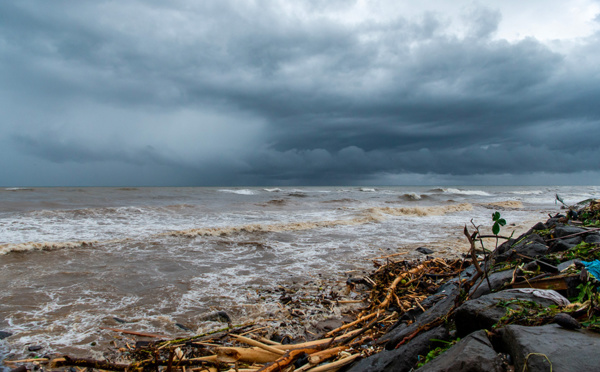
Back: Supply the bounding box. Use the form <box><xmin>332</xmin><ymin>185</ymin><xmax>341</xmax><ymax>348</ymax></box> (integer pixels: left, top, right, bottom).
<box><xmin>498</xmin><ymin>324</ymin><xmax>600</xmax><ymax>372</ymax></box>
<box><xmin>347</xmin><ymin>326</ymin><xmax>448</xmax><ymax>372</ymax></box>
<box><xmin>469</xmin><ymin>269</ymin><xmax>514</xmax><ymax>299</ymax></box>
<box><xmin>416</xmin><ymin>330</ymin><xmax>504</xmax><ymax>372</ymax></box>
<box><xmin>455</xmin><ymin>289</ymin><xmax>569</xmax><ymax>337</ymax></box>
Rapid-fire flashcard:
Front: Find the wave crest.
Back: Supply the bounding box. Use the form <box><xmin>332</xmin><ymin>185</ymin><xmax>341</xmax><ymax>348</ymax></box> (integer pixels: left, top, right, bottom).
<box><xmin>0</xmin><ymin>240</ymin><xmax>97</xmax><ymax>255</ymax></box>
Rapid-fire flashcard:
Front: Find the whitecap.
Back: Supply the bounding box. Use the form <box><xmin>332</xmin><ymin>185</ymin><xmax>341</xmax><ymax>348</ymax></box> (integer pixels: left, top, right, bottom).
<box><xmin>217</xmin><ymin>189</ymin><xmax>255</xmax><ymax>195</ymax></box>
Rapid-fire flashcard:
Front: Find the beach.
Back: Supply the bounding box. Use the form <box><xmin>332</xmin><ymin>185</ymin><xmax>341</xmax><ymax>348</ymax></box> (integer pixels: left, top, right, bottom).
<box><xmin>1</xmin><ymin>186</ymin><xmax>597</xmax><ymax>361</ymax></box>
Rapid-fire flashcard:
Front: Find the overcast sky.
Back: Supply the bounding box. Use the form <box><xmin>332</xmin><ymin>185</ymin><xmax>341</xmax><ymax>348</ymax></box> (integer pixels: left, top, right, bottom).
<box><xmin>1</xmin><ymin>0</ymin><xmax>599</xmax><ymax>186</ymax></box>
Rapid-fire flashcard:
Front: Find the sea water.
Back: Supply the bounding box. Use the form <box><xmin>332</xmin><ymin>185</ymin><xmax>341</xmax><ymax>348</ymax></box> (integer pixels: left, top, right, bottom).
<box><xmin>0</xmin><ymin>186</ymin><xmax>597</xmax><ymax>359</ymax></box>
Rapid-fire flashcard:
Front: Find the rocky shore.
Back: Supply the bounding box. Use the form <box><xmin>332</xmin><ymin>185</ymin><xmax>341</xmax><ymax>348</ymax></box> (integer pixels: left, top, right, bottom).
<box><xmin>3</xmin><ymin>198</ymin><xmax>600</xmax><ymax>372</ymax></box>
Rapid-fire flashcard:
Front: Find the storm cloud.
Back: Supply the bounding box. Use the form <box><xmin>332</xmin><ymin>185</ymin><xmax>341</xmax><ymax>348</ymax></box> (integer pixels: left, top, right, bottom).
<box><xmin>1</xmin><ymin>0</ymin><xmax>599</xmax><ymax>186</ymax></box>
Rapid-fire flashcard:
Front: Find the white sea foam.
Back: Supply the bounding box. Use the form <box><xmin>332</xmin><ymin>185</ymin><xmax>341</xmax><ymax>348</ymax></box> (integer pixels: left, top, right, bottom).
<box><xmin>218</xmin><ymin>189</ymin><xmax>255</xmax><ymax>195</ymax></box>
<box><xmin>440</xmin><ymin>188</ymin><xmax>491</xmax><ymax>196</ymax></box>
<box><xmin>263</xmin><ymin>188</ymin><xmax>282</xmax><ymax>192</ymax></box>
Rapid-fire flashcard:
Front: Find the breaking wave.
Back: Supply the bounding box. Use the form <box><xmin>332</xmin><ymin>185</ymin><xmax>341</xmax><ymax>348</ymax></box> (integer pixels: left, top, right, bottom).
<box><xmin>430</xmin><ymin>188</ymin><xmax>491</xmax><ymax>196</ymax></box>
<box><xmin>0</xmin><ymin>240</ymin><xmax>98</xmax><ymax>255</ymax></box>
<box><xmin>484</xmin><ymin>200</ymin><xmax>524</xmax><ymax>209</ymax></box>
<box><xmin>218</xmin><ymin>189</ymin><xmax>255</xmax><ymax>195</ymax></box>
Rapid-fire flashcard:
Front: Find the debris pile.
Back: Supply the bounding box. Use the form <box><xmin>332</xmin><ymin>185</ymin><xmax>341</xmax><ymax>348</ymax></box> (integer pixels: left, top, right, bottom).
<box><xmin>4</xmin><ymin>197</ymin><xmax>600</xmax><ymax>372</ymax></box>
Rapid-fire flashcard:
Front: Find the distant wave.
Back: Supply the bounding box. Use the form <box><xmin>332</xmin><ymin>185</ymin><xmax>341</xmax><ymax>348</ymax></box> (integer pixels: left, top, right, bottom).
<box><xmin>0</xmin><ymin>240</ymin><xmax>97</xmax><ymax>255</ymax></box>
<box><xmin>482</xmin><ymin>200</ymin><xmax>524</xmax><ymax>209</ymax></box>
<box><xmin>508</xmin><ymin>190</ymin><xmax>545</xmax><ymax>195</ymax></box>
<box><xmin>263</xmin><ymin>188</ymin><xmax>282</xmax><ymax>193</ymax></box>
<box><xmin>400</xmin><ymin>192</ymin><xmax>423</xmax><ymax>201</ymax></box>
<box><xmin>359</xmin><ymin>188</ymin><xmax>377</xmax><ymax>192</ymax></box>
<box><xmin>366</xmin><ymin>203</ymin><xmax>473</xmax><ymax>220</ymax></box>
<box><xmin>218</xmin><ymin>189</ymin><xmax>255</xmax><ymax>195</ymax></box>
<box><xmin>430</xmin><ymin>188</ymin><xmax>491</xmax><ymax>196</ymax></box>
<box><xmin>4</xmin><ymin>188</ymin><xmax>34</xmax><ymax>191</ymax></box>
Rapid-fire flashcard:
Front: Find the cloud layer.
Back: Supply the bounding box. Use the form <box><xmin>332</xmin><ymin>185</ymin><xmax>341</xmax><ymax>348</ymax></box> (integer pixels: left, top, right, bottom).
<box><xmin>1</xmin><ymin>1</ymin><xmax>599</xmax><ymax>186</ymax></box>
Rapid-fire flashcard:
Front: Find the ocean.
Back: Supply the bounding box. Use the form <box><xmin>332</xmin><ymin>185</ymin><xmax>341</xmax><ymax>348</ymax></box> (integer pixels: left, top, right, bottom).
<box><xmin>1</xmin><ymin>186</ymin><xmax>598</xmax><ymax>360</ymax></box>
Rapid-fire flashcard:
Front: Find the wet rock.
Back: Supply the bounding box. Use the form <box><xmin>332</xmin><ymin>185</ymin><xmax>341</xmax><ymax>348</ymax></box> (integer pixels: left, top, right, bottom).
<box><xmin>416</xmin><ymin>247</ymin><xmax>434</xmax><ymax>255</ymax></box>
<box><xmin>347</xmin><ymin>326</ymin><xmax>448</xmax><ymax>372</ymax></box>
<box><xmin>175</xmin><ymin>323</ymin><xmax>193</xmax><ymax>332</ymax></box>
<box><xmin>531</xmin><ymin>222</ymin><xmax>547</xmax><ymax>231</ymax></box>
<box><xmin>416</xmin><ymin>330</ymin><xmax>504</xmax><ymax>372</ymax></box>
<box><xmin>495</xmin><ymin>233</ymin><xmax>549</xmax><ymax>261</ymax></box>
<box><xmin>549</xmin><ymin>237</ymin><xmax>582</xmax><ymax>253</ymax></box>
<box><xmin>455</xmin><ymin>289</ymin><xmax>568</xmax><ymax>337</ymax></box>
<box><xmin>469</xmin><ymin>269</ymin><xmax>514</xmax><ymax>299</ymax></box>
<box><xmin>0</xmin><ymin>330</ymin><xmax>12</xmax><ymax>340</ymax></box>
<box><xmin>554</xmin><ymin>225</ymin><xmax>587</xmax><ymax>238</ymax></box>
<box><xmin>10</xmin><ymin>366</ymin><xmax>27</xmax><ymax>372</ymax></box>
<box><xmin>27</xmin><ymin>345</ymin><xmax>43</xmax><ymax>352</ymax></box>
<box><xmin>557</xmin><ymin>259</ymin><xmax>579</xmax><ymax>272</ymax></box>
<box><xmin>498</xmin><ymin>324</ymin><xmax>600</xmax><ymax>372</ymax></box>
<box><xmin>378</xmin><ymin>282</ymin><xmax>459</xmax><ymax>349</ymax></box>
<box><xmin>554</xmin><ymin>313</ymin><xmax>581</xmax><ymax>330</ymax></box>
<box><xmin>584</xmin><ymin>233</ymin><xmax>600</xmax><ymax>244</ymax></box>
<box><xmin>112</xmin><ymin>317</ymin><xmax>129</xmax><ymax>324</ymax></box>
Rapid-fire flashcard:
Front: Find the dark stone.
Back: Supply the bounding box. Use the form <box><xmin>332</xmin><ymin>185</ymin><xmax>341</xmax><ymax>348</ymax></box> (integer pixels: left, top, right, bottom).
<box><xmin>548</xmin><ymin>237</ymin><xmax>583</xmax><ymax>253</ymax></box>
<box><xmin>557</xmin><ymin>259</ymin><xmax>579</xmax><ymax>272</ymax></box>
<box><xmin>554</xmin><ymin>225</ymin><xmax>587</xmax><ymax>238</ymax></box>
<box><xmin>455</xmin><ymin>289</ymin><xmax>567</xmax><ymax>338</ymax></box>
<box><xmin>416</xmin><ymin>330</ymin><xmax>504</xmax><ymax>372</ymax></box>
<box><xmin>416</xmin><ymin>247</ymin><xmax>434</xmax><ymax>255</ymax></box>
<box><xmin>554</xmin><ymin>313</ymin><xmax>581</xmax><ymax>330</ymax></box>
<box><xmin>0</xmin><ymin>331</ymin><xmax>12</xmax><ymax>340</ymax></box>
<box><xmin>378</xmin><ymin>282</ymin><xmax>459</xmax><ymax>349</ymax></box>
<box><xmin>469</xmin><ymin>269</ymin><xmax>514</xmax><ymax>299</ymax></box>
<box><xmin>495</xmin><ymin>234</ymin><xmax>549</xmax><ymax>261</ymax></box>
<box><xmin>531</xmin><ymin>222</ymin><xmax>547</xmax><ymax>231</ymax></box>
<box><xmin>112</xmin><ymin>317</ymin><xmax>129</xmax><ymax>324</ymax></box>
<box><xmin>10</xmin><ymin>366</ymin><xmax>27</xmax><ymax>372</ymax></box>
<box><xmin>347</xmin><ymin>326</ymin><xmax>448</xmax><ymax>372</ymax></box>
<box><xmin>27</xmin><ymin>345</ymin><xmax>43</xmax><ymax>352</ymax></box>
<box><xmin>499</xmin><ymin>324</ymin><xmax>600</xmax><ymax>372</ymax></box>
<box><xmin>584</xmin><ymin>233</ymin><xmax>600</xmax><ymax>244</ymax></box>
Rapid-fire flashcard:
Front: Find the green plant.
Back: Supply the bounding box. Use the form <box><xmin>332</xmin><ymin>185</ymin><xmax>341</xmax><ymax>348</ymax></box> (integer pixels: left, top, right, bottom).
<box><xmin>492</xmin><ymin>211</ymin><xmax>506</xmax><ymax>236</ymax></box>
<box><xmin>416</xmin><ymin>339</ymin><xmax>459</xmax><ymax>368</ymax></box>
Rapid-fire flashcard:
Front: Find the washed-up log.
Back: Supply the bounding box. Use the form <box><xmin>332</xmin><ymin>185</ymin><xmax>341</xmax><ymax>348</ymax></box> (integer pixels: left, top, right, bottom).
<box><xmin>230</xmin><ymin>334</ymin><xmax>285</xmax><ymax>355</ymax></box>
<box><xmin>258</xmin><ymin>348</ymin><xmax>319</xmax><ymax>372</ymax></box>
<box><xmin>216</xmin><ymin>346</ymin><xmax>280</xmax><ymax>364</ymax></box>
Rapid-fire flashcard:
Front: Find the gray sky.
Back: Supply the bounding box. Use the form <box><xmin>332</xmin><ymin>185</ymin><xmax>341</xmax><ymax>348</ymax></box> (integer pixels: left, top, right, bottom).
<box><xmin>1</xmin><ymin>0</ymin><xmax>600</xmax><ymax>186</ymax></box>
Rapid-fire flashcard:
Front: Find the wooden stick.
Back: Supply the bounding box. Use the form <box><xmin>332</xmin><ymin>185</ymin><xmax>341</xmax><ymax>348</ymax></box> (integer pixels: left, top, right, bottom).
<box><xmin>257</xmin><ymin>348</ymin><xmax>319</xmax><ymax>372</ymax></box>
<box><xmin>52</xmin><ymin>357</ymin><xmax>129</xmax><ymax>371</ymax></box>
<box><xmin>258</xmin><ymin>337</ymin><xmax>281</xmax><ymax>346</ymax></box>
<box><xmin>379</xmin><ymin>264</ymin><xmax>425</xmax><ymax>309</ymax></box>
<box><xmin>305</xmin><ymin>354</ymin><xmax>361</xmax><ymax>372</ymax></box>
<box><xmin>271</xmin><ymin>329</ymin><xmax>362</xmax><ymax>350</ymax></box>
<box><xmin>325</xmin><ymin>313</ymin><xmax>377</xmax><ymax>337</ymax></box>
<box><xmin>308</xmin><ymin>346</ymin><xmax>348</xmax><ymax>364</ymax></box>
<box><xmin>99</xmin><ymin>326</ymin><xmax>167</xmax><ymax>339</ymax></box>
<box><xmin>230</xmin><ymin>334</ymin><xmax>285</xmax><ymax>355</ymax></box>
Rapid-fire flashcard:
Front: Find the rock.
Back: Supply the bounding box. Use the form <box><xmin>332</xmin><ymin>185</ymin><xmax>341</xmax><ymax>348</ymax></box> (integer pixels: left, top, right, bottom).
<box><xmin>347</xmin><ymin>326</ymin><xmax>448</xmax><ymax>372</ymax></box>
<box><xmin>548</xmin><ymin>237</ymin><xmax>582</xmax><ymax>253</ymax></box>
<box><xmin>469</xmin><ymin>269</ymin><xmax>514</xmax><ymax>299</ymax></box>
<box><xmin>10</xmin><ymin>366</ymin><xmax>27</xmax><ymax>372</ymax></box>
<box><xmin>378</xmin><ymin>282</ymin><xmax>459</xmax><ymax>349</ymax></box>
<box><xmin>27</xmin><ymin>345</ymin><xmax>43</xmax><ymax>352</ymax></box>
<box><xmin>557</xmin><ymin>259</ymin><xmax>579</xmax><ymax>272</ymax></box>
<box><xmin>554</xmin><ymin>225</ymin><xmax>587</xmax><ymax>238</ymax></box>
<box><xmin>416</xmin><ymin>247</ymin><xmax>434</xmax><ymax>255</ymax></box>
<box><xmin>495</xmin><ymin>233</ymin><xmax>549</xmax><ymax>261</ymax></box>
<box><xmin>498</xmin><ymin>324</ymin><xmax>600</xmax><ymax>372</ymax></box>
<box><xmin>554</xmin><ymin>313</ymin><xmax>581</xmax><ymax>330</ymax></box>
<box><xmin>531</xmin><ymin>222</ymin><xmax>547</xmax><ymax>231</ymax></box>
<box><xmin>455</xmin><ymin>289</ymin><xmax>568</xmax><ymax>337</ymax></box>
<box><xmin>416</xmin><ymin>330</ymin><xmax>504</xmax><ymax>372</ymax></box>
<box><xmin>0</xmin><ymin>331</ymin><xmax>12</xmax><ymax>340</ymax></box>
<box><xmin>584</xmin><ymin>233</ymin><xmax>600</xmax><ymax>244</ymax></box>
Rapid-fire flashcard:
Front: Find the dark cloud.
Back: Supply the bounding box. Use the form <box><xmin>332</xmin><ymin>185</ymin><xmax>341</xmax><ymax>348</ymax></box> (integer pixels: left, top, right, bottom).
<box><xmin>0</xmin><ymin>1</ymin><xmax>599</xmax><ymax>186</ymax></box>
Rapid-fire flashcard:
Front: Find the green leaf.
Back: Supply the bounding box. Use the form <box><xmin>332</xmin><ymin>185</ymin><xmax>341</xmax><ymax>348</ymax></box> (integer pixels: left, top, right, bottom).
<box><xmin>499</xmin><ymin>218</ymin><xmax>506</xmax><ymax>226</ymax></box>
<box><xmin>492</xmin><ymin>212</ymin><xmax>501</xmax><ymax>221</ymax></box>
<box><xmin>492</xmin><ymin>222</ymin><xmax>500</xmax><ymax>235</ymax></box>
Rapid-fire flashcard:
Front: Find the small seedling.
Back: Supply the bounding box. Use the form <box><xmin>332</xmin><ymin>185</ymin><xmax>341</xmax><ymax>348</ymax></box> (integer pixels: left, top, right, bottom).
<box><xmin>492</xmin><ymin>211</ymin><xmax>506</xmax><ymax>236</ymax></box>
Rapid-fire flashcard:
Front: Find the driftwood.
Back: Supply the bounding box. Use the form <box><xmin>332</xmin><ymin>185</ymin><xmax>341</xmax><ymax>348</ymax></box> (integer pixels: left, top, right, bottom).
<box><xmin>216</xmin><ymin>347</ymin><xmax>280</xmax><ymax>364</ymax></box>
